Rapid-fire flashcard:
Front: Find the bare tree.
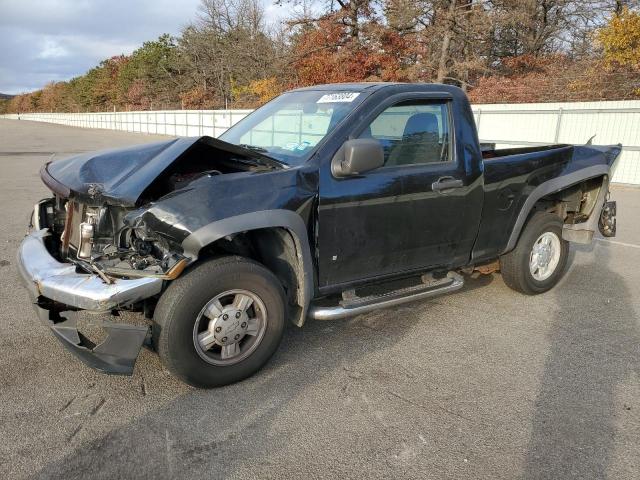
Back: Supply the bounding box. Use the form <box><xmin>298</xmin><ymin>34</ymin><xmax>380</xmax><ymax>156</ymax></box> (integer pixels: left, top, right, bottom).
<box><xmin>177</xmin><ymin>0</ymin><xmax>282</xmax><ymax>107</ymax></box>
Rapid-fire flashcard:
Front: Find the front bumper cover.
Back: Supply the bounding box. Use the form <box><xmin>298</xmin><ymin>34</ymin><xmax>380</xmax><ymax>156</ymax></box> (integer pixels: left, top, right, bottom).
<box><xmin>17</xmin><ymin>228</ymin><xmax>163</xmax><ymax>374</ymax></box>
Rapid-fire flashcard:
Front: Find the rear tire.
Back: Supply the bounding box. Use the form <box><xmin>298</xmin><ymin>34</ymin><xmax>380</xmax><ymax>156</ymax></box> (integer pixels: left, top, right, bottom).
<box><xmin>500</xmin><ymin>212</ymin><xmax>569</xmax><ymax>295</ymax></box>
<box><xmin>153</xmin><ymin>256</ymin><xmax>286</xmax><ymax>388</ymax></box>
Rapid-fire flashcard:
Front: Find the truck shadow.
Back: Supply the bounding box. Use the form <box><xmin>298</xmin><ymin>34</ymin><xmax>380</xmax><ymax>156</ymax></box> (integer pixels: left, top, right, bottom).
<box><xmin>458</xmin><ymin>271</ymin><xmax>495</xmax><ymax>292</ymax></box>
<box><xmin>523</xmin><ymin>243</ymin><xmax>640</xmax><ymax>479</ymax></box>
<box><xmin>30</xmin><ymin>245</ymin><xmax>636</xmax><ymax>479</ymax></box>
<box><xmin>31</xmin><ymin>301</ymin><xmax>428</xmax><ymax>479</ymax></box>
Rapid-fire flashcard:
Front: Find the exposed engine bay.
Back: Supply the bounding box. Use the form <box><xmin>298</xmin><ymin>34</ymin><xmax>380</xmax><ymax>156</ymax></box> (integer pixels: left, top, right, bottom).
<box><xmin>36</xmin><ymin>196</ymin><xmax>186</xmax><ymax>282</ymax></box>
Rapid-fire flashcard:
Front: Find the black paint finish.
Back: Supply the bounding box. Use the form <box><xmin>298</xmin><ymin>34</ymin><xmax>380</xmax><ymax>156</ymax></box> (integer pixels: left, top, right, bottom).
<box><xmin>473</xmin><ymin>144</ymin><xmax>621</xmax><ymax>262</ymax></box>
<box><xmin>41</xmin><ymin>83</ymin><xmax>621</xmax><ymax>299</ymax></box>
<box><xmin>315</xmin><ymin>86</ymin><xmax>484</xmax><ymax>289</ymax></box>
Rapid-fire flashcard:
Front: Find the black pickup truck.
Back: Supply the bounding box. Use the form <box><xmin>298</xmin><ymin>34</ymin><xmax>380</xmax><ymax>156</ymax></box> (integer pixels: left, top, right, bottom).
<box><xmin>18</xmin><ymin>83</ymin><xmax>620</xmax><ymax>387</ymax></box>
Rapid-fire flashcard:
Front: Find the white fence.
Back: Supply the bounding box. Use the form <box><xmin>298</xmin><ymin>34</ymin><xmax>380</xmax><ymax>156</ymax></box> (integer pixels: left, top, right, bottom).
<box><xmin>3</xmin><ymin>99</ymin><xmax>639</xmax><ymax>185</ymax></box>
<box><xmin>472</xmin><ymin>100</ymin><xmax>640</xmax><ymax>186</ymax></box>
<box><xmin>1</xmin><ymin>110</ymin><xmax>254</xmax><ymax>138</ymax></box>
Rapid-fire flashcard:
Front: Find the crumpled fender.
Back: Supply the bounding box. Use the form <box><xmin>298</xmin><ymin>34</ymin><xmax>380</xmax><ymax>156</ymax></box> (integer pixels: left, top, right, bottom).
<box><xmin>125</xmin><ymin>165</ymin><xmax>319</xmax><ymax>326</ymax></box>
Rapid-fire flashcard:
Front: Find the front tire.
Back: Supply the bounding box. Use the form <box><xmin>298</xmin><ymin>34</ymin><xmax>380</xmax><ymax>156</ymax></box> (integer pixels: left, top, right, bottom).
<box><xmin>153</xmin><ymin>256</ymin><xmax>286</xmax><ymax>388</ymax></box>
<box><xmin>500</xmin><ymin>213</ymin><xmax>569</xmax><ymax>295</ymax></box>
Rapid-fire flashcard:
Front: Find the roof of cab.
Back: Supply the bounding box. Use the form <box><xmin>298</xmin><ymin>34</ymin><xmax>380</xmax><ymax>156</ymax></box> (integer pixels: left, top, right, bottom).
<box><xmin>289</xmin><ymin>82</ymin><xmax>464</xmax><ymax>95</ymax></box>
<box><xmin>289</xmin><ymin>82</ymin><xmax>398</xmax><ymax>92</ymax></box>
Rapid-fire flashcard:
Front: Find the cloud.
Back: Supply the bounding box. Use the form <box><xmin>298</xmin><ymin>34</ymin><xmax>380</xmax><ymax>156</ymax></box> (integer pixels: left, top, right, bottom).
<box><xmin>0</xmin><ymin>0</ymin><xmax>204</xmax><ymax>94</ymax></box>
<box><xmin>0</xmin><ymin>0</ymin><xmax>292</xmax><ymax>94</ymax></box>
<box><xmin>37</xmin><ymin>39</ymin><xmax>70</xmax><ymax>59</ymax></box>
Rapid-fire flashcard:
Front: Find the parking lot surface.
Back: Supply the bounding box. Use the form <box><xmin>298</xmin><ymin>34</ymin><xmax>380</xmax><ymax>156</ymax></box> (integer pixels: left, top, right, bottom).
<box><xmin>1</xmin><ymin>118</ymin><xmax>639</xmax><ymax>480</ymax></box>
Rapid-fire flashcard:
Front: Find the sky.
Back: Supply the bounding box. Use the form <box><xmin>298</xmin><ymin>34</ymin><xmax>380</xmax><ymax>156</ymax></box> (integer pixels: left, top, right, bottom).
<box><xmin>0</xmin><ymin>0</ymin><xmax>289</xmax><ymax>95</ymax></box>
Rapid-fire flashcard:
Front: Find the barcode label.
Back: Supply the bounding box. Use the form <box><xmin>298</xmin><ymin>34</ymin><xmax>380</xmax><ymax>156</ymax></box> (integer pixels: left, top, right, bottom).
<box><xmin>317</xmin><ymin>92</ymin><xmax>360</xmax><ymax>103</ymax></box>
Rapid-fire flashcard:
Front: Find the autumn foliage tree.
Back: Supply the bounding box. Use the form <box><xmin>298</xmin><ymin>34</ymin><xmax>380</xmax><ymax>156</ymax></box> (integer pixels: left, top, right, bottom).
<box><xmin>598</xmin><ymin>7</ymin><xmax>640</xmax><ymax>69</ymax></box>
<box><xmin>4</xmin><ymin>0</ymin><xmax>640</xmax><ymax>113</ymax></box>
<box><xmin>290</xmin><ymin>10</ymin><xmax>415</xmax><ymax>85</ymax></box>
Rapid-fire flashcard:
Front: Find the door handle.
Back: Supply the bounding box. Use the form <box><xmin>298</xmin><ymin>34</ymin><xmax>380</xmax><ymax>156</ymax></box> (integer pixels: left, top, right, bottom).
<box><xmin>432</xmin><ymin>177</ymin><xmax>464</xmax><ymax>192</ymax></box>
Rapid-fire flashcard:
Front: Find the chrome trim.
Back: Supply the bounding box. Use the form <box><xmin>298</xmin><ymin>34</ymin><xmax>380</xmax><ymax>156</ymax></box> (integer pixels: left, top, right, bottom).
<box><xmin>32</xmin><ymin>203</ymin><xmax>42</xmax><ymax>230</ymax></box>
<box><xmin>17</xmin><ymin>229</ymin><xmax>163</xmax><ymax>312</ymax></box>
<box><xmin>309</xmin><ymin>272</ymin><xmax>464</xmax><ymax>321</ymax></box>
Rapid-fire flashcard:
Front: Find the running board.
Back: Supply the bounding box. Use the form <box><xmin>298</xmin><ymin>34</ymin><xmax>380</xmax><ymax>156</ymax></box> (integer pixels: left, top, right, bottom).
<box><xmin>309</xmin><ymin>272</ymin><xmax>464</xmax><ymax>321</ymax></box>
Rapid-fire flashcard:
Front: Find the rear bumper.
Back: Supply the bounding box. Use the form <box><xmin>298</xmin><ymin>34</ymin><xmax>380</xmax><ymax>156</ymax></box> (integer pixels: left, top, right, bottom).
<box><xmin>16</xmin><ymin>228</ymin><xmax>163</xmax><ymax>374</ymax></box>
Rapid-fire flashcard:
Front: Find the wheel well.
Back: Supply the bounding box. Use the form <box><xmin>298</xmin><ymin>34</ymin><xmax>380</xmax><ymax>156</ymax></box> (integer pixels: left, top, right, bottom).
<box><xmin>528</xmin><ymin>175</ymin><xmax>606</xmax><ymax>224</ymax></box>
<box><xmin>198</xmin><ymin>227</ymin><xmax>305</xmax><ymax>325</ymax></box>
<box><xmin>503</xmin><ymin>174</ymin><xmax>607</xmax><ymax>255</ymax></box>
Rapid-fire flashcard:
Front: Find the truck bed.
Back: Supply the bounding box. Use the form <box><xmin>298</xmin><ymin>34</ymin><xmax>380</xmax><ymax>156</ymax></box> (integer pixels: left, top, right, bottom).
<box><xmin>471</xmin><ymin>143</ymin><xmax>621</xmax><ymax>263</ymax></box>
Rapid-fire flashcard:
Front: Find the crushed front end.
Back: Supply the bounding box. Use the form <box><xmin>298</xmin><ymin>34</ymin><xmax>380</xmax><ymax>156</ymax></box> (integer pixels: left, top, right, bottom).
<box><xmin>17</xmin><ymin>194</ymin><xmax>187</xmax><ymax>374</ymax></box>
<box><xmin>17</xmin><ymin>170</ymin><xmax>193</xmax><ymax>375</ymax></box>
<box><xmin>17</xmin><ymin>136</ymin><xmax>284</xmax><ymax>375</ymax></box>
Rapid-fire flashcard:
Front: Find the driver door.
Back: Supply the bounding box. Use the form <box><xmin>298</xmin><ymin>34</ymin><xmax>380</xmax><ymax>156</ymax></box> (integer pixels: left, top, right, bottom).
<box><xmin>317</xmin><ymin>96</ymin><xmax>481</xmax><ymax>290</ymax></box>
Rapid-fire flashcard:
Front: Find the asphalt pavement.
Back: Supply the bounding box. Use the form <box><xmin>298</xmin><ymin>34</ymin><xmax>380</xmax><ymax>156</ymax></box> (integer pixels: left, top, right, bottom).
<box><xmin>1</xmin><ymin>118</ymin><xmax>639</xmax><ymax>480</ymax></box>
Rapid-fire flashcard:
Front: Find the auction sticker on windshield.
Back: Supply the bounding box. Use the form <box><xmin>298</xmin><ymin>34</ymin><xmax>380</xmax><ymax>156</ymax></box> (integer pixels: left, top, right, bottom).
<box><xmin>317</xmin><ymin>92</ymin><xmax>360</xmax><ymax>103</ymax></box>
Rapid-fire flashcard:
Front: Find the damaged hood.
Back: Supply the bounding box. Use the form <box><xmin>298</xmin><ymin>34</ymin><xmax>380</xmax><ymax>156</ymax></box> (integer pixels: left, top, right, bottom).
<box><xmin>41</xmin><ymin>136</ymin><xmax>282</xmax><ymax>206</ymax></box>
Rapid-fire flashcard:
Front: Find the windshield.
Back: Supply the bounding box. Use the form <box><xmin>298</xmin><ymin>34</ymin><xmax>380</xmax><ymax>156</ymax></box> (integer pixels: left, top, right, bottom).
<box><xmin>219</xmin><ymin>90</ymin><xmax>364</xmax><ymax>166</ymax></box>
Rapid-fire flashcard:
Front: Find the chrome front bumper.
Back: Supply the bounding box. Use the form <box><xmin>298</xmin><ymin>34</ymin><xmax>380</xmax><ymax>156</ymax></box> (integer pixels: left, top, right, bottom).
<box><xmin>17</xmin><ymin>228</ymin><xmax>164</xmax><ymax>375</ymax></box>
<box><xmin>17</xmin><ymin>229</ymin><xmax>163</xmax><ymax>312</ymax></box>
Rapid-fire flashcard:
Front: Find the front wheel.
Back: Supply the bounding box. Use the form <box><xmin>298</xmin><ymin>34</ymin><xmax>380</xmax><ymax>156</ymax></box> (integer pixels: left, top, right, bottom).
<box><xmin>153</xmin><ymin>256</ymin><xmax>286</xmax><ymax>388</ymax></box>
<box><xmin>500</xmin><ymin>212</ymin><xmax>569</xmax><ymax>295</ymax></box>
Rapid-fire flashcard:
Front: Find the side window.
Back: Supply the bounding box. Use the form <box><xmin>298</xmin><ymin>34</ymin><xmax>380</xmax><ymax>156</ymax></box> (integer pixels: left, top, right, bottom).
<box><xmin>358</xmin><ymin>100</ymin><xmax>452</xmax><ymax>167</ymax></box>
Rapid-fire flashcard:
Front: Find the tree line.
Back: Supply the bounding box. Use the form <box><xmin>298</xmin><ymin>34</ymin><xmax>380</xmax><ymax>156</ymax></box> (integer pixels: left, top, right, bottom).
<box><xmin>2</xmin><ymin>0</ymin><xmax>639</xmax><ymax>114</ymax></box>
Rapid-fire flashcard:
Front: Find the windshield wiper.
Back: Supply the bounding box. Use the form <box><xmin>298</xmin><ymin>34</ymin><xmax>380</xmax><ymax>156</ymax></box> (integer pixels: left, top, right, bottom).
<box><xmin>238</xmin><ymin>144</ymin><xmax>269</xmax><ymax>153</ymax></box>
<box><xmin>235</xmin><ymin>144</ymin><xmax>287</xmax><ymax>168</ymax></box>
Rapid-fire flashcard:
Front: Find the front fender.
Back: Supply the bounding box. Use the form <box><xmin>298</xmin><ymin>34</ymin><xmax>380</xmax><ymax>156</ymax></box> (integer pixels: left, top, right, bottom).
<box><xmin>181</xmin><ymin>209</ymin><xmax>314</xmax><ymax>326</ymax></box>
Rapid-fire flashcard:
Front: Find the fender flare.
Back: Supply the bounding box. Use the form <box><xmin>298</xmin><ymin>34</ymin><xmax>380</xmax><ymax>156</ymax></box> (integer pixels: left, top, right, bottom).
<box><xmin>181</xmin><ymin>210</ymin><xmax>314</xmax><ymax>326</ymax></box>
<box><xmin>503</xmin><ymin>164</ymin><xmax>610</xmax><ymax>254</ymax></box>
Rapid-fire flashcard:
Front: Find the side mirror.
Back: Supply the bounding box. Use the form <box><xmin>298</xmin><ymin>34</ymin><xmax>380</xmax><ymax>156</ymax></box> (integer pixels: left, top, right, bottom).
<box><xmin>331</xmin><ymin>138</ymin><xmax>384</xmax><ymax>177</ymax></box>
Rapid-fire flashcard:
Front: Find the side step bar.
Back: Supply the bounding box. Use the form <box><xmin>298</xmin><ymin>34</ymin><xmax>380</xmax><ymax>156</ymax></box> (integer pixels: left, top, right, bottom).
<box><xmin>309</xmin><ymin>272</ymin><xmax>464</xmax><ymax>321</ymax></box>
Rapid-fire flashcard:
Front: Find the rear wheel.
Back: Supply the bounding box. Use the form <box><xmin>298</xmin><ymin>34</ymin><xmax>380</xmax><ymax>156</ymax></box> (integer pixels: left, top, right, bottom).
<box><xmin>500</xmin><ymin>212</ymin><xmax>569</xmax><ymax>295</ymax></box>
<box><xmin>153</xmin><ymin>256</ymin><xmax>285</xmax><ymax>388</ymax></box>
